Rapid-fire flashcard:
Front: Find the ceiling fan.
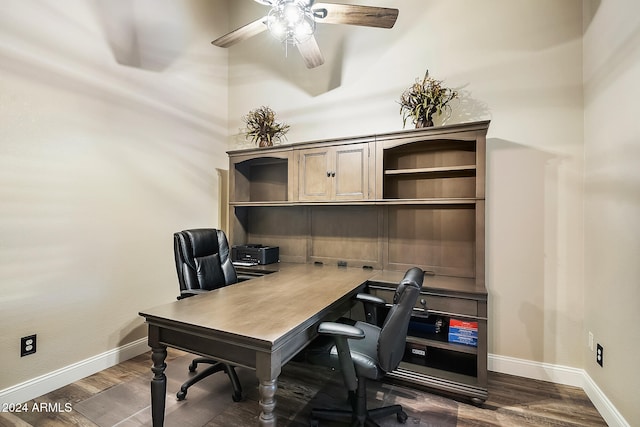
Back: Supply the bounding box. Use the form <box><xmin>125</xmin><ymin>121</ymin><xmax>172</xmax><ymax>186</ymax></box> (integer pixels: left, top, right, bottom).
<box><xmin>212</xmin><ymin>0</ymin><xmax>399</xmax><ymax>69</ymax></box>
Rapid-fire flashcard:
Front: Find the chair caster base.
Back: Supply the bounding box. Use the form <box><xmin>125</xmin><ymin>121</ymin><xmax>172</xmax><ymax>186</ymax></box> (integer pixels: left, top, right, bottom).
<box><xmin>178</xmin><ymin>389</ymin><xmax>242</xmax><ymax>402</ymax></box>
<box><xmin>397</xmin><ymin>410</ymin><xmax>408</xmax><ymax>423</ymax></box>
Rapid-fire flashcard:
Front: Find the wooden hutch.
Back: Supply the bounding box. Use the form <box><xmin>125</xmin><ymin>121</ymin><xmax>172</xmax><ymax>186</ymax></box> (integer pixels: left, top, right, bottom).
<box><xmin>227</xmin><ymin>120</ymin><xmax>490</xmax><ymax>404</ymax></box>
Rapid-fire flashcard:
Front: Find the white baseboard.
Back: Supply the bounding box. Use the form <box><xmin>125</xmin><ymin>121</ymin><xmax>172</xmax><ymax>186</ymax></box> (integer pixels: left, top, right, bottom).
<box><xmin>489</xmin><ymin>353</ymin><xmax>630</xmax><ymax>427</ymax></box>
<box><xmin>488</xmin><ymin>353</ymin><xmax>585</xmax><ymax>387</ymax></box>
<box><xmin>0</xmin><ymin>345</ymin><xmax>629</xmax><ymax>427</ymax></box>
<box><xmin>0</xmin><ymin>338</ymin><xmax>149</xmax><ymax>407</ymax></box>
<box><xmin>581</xmin><ymin>372</ymin><xmax>630</xmax><ymax>427</ymax></box>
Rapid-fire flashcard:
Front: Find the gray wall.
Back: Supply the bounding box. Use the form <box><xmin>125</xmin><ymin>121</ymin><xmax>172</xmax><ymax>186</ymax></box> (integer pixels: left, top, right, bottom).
<box><xmin>584</xmin><ymin>0</ymin><xmax>640</xmax><ymax>425</ymax></box>
<box><xmin>0</xmin><ymin>0</ymin><xmax>229</xmax><ymax>389</ymax></box>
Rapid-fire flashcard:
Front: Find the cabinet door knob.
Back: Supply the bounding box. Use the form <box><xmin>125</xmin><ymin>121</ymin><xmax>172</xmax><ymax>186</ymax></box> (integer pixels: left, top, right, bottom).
<box><xmin>327</xmin><ymin>171</ymin><xmax>331</xmax><ymax>177</ymax></box>
<box><xmin>331</xmin><ymin>171</ymin><xmax>336</xmax><ymax>177</ymax></box>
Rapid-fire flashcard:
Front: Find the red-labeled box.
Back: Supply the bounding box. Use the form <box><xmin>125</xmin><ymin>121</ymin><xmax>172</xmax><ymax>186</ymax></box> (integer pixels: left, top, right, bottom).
<box><xmin>448</xmin><ymin>318</ymin><xmax>478</xmax><ymax>346</ymax></box>
<box><xmin>449</xmin><ymin>319</ymin><xmax>478</xmax><ymax>330</ymax></box>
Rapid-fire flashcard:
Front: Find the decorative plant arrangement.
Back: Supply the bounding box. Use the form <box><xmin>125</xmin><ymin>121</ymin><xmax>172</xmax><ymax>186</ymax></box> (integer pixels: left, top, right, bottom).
<box><xmin>242</xmin><ymin>106</ymin><xmax>290</xmax><ymax>147</ymax></box>
<box><xmin>399</xmin><ymin>70</ymin><xmax>458</xmax><ymax>128</ymax></box>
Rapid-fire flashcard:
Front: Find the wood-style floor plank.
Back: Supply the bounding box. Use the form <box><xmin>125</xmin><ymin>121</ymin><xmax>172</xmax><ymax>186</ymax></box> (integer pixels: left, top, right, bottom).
<box><xmin>0</xmin><ymin>349</ymin><xmax>607</xmax><ymax>427</ymax></box>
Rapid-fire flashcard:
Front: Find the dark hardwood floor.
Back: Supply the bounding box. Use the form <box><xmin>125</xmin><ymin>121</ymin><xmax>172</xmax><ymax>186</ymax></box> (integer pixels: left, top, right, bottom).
<box><xmin>0</xmin><ymin>349</ymin><xmax>607</xmax><ymax>427</ymax></box>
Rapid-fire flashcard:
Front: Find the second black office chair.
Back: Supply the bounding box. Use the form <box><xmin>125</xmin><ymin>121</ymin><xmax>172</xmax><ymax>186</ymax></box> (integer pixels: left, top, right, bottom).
<box><xmin>306</xmin><ymin>267</ymin><xmax>424</xmax><ymax>427</ymax></box>
<box><xmin>173</xmin><ymin>228</ymin><xmax>242</xmax><ymax>402</ymax></box>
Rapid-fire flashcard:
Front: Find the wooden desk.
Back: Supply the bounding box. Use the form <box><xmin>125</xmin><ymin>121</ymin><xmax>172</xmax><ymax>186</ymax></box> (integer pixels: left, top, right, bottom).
<box><xmin>139</xmin><ymin>263</ymin><xmax>376</xmax><ymax>426</ymax></box>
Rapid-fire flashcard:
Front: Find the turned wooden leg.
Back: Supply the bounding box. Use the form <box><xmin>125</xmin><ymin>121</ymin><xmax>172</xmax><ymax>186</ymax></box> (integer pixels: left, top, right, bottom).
<box><xmin>258</xmin><ymin>379</ymin><xmax>277</xmax><ymax>427</ymax></box>
<box><xmin>150</xmin><ymin>345</ymin><xmax>167</xmax><ymax>427</ymax></box>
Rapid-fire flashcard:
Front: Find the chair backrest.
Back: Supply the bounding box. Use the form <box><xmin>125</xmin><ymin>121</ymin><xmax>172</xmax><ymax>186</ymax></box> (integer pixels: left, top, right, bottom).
<box><xmin>173</xmin><ymin>229</ymin><xmax>238</xmax><ymax>293</ymax></box>
<box><xmin>377</xmin><ymin>267</ymin><xmax>424</xmax><ymax>372</ymax></box>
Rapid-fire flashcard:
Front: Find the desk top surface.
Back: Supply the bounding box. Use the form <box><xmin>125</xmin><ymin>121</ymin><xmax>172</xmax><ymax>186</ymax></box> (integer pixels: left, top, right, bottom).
<box><xmin>139</xmin><ymin>263</ymin><xmax>375</xmax><ymax>347</ymax></box>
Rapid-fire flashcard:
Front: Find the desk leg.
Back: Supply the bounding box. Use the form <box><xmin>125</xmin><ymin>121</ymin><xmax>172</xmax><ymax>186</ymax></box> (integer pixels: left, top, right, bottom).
<box><xmin>256</xmin><ymin>351</ymin><xmax>281</xmax><ymax>427</ymax></box>
<box><xmin>150</xmin><ymin>345</ymin><xmax>167</xmax><ymax>427</ymax></box>
<box><xmin>259</xmin><ymin>379</ymin><xmax>277</xmax><ymax>426</ymax></box>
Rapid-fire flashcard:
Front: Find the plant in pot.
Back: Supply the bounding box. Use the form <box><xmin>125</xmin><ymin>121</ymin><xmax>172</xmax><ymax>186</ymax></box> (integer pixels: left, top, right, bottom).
<box><xmin>399</xmin><ymin>70</ymin><xmax>458</xmax><ymax>128</ymax></box>
<box><xmin>242</xmin><ymin>106</ymin><xmax>290</xmax><ymax>147</ymax></box>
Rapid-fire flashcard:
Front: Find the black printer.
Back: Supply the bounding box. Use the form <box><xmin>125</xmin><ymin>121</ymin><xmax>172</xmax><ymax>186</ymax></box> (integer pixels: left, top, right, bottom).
<box><xmin>231</xmin><ymin>244</ymin><xmax>279</xmax><ymax>265</ymax></box>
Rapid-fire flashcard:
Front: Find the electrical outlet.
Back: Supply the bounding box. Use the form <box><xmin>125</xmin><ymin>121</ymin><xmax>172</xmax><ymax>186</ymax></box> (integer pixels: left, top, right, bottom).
<box><xmin>21</xmin><ymin>335</ymin><xmax>37</xmax><ymax>357</ymax></box>
<box><xmin>588</xmin><ymin>331</ymin><xmax>594</xmax><ymax>351</ymax></box>
<box><xmin>596</xmin><ymin>343</ymin><xmax>603</xmax><ymax>367</ymax></box>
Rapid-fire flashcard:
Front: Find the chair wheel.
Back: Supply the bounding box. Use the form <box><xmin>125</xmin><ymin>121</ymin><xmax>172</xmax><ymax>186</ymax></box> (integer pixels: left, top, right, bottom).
<box><xmin>176</xmin><ymin>390</ymin><xmax>187</xmax><ymax>401</ymax></box>
<box><xmin>309</xmin><ymin>419</ymin><xmax>319</xmax><ymax>427</ymax></box>
<box><xmin>232</xmin><ymin>392</ymin><xmax>242</xmax><ymax>402</ymax></box>
<box><xmin>397</xmin><ymin>410</ymin><xmax>408</xmax><ymax>423</ymax></box>
<box><xmin>188</xmin><ymin>362</ymin><xmax>198</xmax><ymax>372</ymax></box>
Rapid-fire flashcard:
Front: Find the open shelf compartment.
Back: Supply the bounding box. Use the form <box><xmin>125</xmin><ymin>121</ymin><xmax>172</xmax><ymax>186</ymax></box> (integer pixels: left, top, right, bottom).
<box><xmin>382</xmin><ymin>139</ymin><xmax>478</xmax><ymax>199</ymax></box>
<box><xmin>233</xmin><ymin>156</ymin><xmax>289</xmax><ymax>202</ymax></box>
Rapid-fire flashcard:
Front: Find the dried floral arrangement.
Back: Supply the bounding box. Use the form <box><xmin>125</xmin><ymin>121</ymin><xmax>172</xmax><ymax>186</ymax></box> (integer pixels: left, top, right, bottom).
<box><xmin>399</xmin><ymin>70</ymin><xmax>458</xmax><ymax>128</ymax></box>
<box><xmin>242</xmin><ymin>106</ymin><xmax>290</xmax><ymax>147</ymax></box>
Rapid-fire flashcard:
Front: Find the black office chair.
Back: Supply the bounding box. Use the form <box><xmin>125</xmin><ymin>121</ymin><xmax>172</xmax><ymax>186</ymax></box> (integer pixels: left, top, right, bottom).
<box><xmin>173</xmin><ymin>228</ymin><xmax>243</xmax><ymax>402</ymax></box>
<box><xmin>306</xmin><ymin>267</ymin><xmax>424</xmax><ymax>427</ymax></box>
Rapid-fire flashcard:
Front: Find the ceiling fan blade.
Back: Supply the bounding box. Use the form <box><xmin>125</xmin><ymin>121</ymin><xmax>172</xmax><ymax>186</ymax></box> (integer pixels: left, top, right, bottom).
<box><xmin>297</xmin><ymin>36</ymin><xmax>325</xmax><ymax>69</ymax></box>
<box><xmin>313</xmin><ymin>3</ymin><xmax>399</xmax><ymax>29</ymax></box>
<box><xmin>212</xmin><ymin>17</ymin><xmax>268</xmax><ymax>48</ymax></box>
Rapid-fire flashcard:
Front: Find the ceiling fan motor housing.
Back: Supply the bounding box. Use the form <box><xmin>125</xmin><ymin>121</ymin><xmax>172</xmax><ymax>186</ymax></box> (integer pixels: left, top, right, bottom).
<box><xmin>267</xmin><ymin>0</ymin><xmax>317</xmax><ymax>45</ymax></box>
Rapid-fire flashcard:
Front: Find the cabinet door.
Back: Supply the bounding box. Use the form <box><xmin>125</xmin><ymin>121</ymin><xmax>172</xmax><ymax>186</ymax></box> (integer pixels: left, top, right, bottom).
<box><xmin>298</xmin><ymin>144</ymin><xmax>370</xmax><ymax>201</ymax></box>
<box><xmin>298</xmin><ymin>147</ymin><xmax>332</xmax><ymax>201</ymax></box>
<box><xmin>333</xmin><ymin>144</ymin><xmax>369</xmax><ymax>200</ymax></box>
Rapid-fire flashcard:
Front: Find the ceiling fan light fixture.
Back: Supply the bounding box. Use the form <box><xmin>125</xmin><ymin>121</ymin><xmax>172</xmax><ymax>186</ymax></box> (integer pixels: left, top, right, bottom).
<box><xmin>216</xmin><ymin>1</ymin><xmax>399</xmax><ymax>69</ymax></box>
<box><xmin>267</xmin><ymin>0</ymin><xmax>316</xmax><ymax>45</ymax></box>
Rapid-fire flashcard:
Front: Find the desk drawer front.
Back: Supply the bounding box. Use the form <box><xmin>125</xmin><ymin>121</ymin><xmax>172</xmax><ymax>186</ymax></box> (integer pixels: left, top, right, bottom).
<box><xmin>427</xmin><ymin>295</ymin><xmax>477</xmax><ymax>316</ymax></box>
<box><xmin>369</xmin><ymin>288</ymin><xmax>478</xmax><ymax>317</ymax></box>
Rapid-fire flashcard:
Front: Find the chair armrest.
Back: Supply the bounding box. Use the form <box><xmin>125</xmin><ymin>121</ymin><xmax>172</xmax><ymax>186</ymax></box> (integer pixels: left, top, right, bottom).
<box><xmin>178</xmin><ymin>289</ymin><xmax>209</xmax><ymax>300</ymax></box>
<box><xmin>318</xmin><ymin>322</ymin><xmax>365</xmax><ymax>339</ymax></box>
<box><xmin>355</xmin><ymin>292</ymin><xmax>386</xmax><ymax>325</ymax></box>
<box><xmin>317</xmin><ymin>322</ymin><xmax>363</xmax><ymax>391</ymax></box>
<box><xmin>355</xmin><ymin>293</ymin><xmax>386</xmax><ymax>306</ymax></box>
